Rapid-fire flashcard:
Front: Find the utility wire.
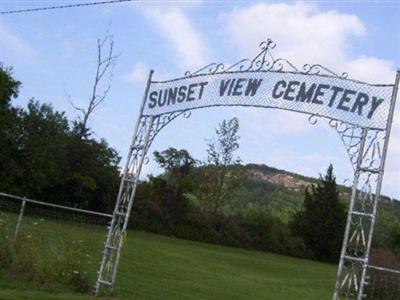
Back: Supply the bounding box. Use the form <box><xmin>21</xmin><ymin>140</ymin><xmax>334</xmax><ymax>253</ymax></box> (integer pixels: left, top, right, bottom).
<box><xmin>1</xmin><ymin>0</ymin><xmax>135</xmax><ymax>15</ymax></box>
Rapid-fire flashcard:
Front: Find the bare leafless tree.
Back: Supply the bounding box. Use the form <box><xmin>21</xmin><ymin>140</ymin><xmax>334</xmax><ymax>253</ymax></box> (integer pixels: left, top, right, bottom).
<box><xmin>70</xmin><ymin>29</ymin><xmax>119</xmax><ymax>139</ymax></box>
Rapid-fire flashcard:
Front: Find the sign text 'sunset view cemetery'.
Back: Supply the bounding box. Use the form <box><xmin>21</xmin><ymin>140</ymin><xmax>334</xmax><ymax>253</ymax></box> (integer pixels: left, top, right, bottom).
<box><xmin>145</xmin><ymin>72</ymin><xmax>392</xmax><ymax>129</ymax></box>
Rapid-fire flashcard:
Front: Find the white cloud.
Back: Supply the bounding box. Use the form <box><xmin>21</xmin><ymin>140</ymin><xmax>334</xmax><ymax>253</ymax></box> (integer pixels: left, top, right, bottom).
<box><xmin>124</xmin><ymin>62</ymin><xmax>172</xmax><ymax>83</ymax></box>
<box><xmin>220</xmin><ymin>1</ymin><xmax>396</xmax><ymax>83</ymax></box>
<box><xmin>221</xmin><ymin>2</ymin><xmax>365</xmax><ymax>68</ymax></box>
<box><xmin>220</xmin><ymin>1</ymin><xmax>399</xmax><ymax>198</ymax></box>
<box><xmin>346</xmin><ymin>57</ymin><xmax>395</xmax><ymax>83</ymax></box>
<box><xmin>124</xmin><ymin>62</ymin><xmax>149</xmax><ymax>83</ymax></box>
<box><xmin>142</xmin><ymin>5</ymin><xmax>209</xmax><ymax>70</ymax></box>
<box><xmin>1</xmin><ymin>26</ymin><xmax>36</xmax><ymax>60</ymax></box>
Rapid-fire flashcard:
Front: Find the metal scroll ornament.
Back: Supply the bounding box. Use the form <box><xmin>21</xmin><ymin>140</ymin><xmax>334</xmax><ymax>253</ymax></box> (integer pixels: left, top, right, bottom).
<box><xmin>185</xmin><ymin>38</ymin><xmax>299</xmax><ymax>76</ymax></box>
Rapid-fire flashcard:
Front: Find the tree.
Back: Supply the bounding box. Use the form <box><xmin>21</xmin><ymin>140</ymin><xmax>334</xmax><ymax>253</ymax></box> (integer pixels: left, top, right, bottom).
<box><xmin>154</xmin><ymin>148</ymin><xmax>196</xmax><ymax>178</ymax></box>
<box><xmin>206</xmin><ymin>118</ymin><xmax>241</xmax><ymax>167</ymax></box>
<box><xmin>196</xmin><ymin>118</ymin><xmax>244</xmax><ymax>213</ymax></box>
<box><xmin>18</xmin><ymin>101</ymin><xmax>70</xmax><ymax>199</ymax></box>
<box><xmin>0</xmin><ymin>65</ymin><xmax>21</xmax><ymax>109</ymax></box>
<box><xmin>290</xmin><ymin>164</ymin><xmax>346</xmax><ymax>262</ymax></box>
<box><xmin>151</xmin><ymin>148</ymin><xmax>197</xmax><ymax>225</ymax></box>
<box><xmin>62</xmin><ymin>136</ymin><xmax>120</xmax><ymax>211</ymax></box>
<box><xmin>389</xmin><ymin>225</ymin><xmax>400</xmax><ymax>252</ymax></box>
<box><xmin>14</xmin><ymin>100</ymin><xmax>121</xmax><ymax>211</ymax></box>
<box><xmin>0</xmin><ymin>66</ymin><xmax>121</xmax><ymax>211</ymax></box>
<box><xmin>69</xmin><ymin>29</ymin><xmax>119</xmax><ymax>139</ymax></box>
<box><xmin>0</xmin><ymin>66</ymin><xmax>22</xmax><ymax>193</ymax></box>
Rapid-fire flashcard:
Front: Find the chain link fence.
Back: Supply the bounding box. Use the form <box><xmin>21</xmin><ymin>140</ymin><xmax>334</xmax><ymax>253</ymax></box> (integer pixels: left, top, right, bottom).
<box><xmin>0</xmin><ymin>192</ymin><xmax>112</xmax><ymax>292</ymax></box>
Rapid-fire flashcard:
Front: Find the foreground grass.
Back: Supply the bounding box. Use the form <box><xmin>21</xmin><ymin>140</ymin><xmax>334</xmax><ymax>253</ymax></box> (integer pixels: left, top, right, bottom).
<box><xmin>0</xmin><ymin>212</ymin><xmax>337</xmax><ymax>300</ymax></box>
<box><xmin>0</xmin><ymin>211</ymin><xmax>107</xmax><ymax>292</ymax></box>
<box><xmin>118</xmin><ymin>231</ymin><xmax>336</xmax><ymax>300</ymax></box>
<box><xmin>0</xmin><ymin>273</ymin><xmax>106</xmax><ymax>300</ymax></box>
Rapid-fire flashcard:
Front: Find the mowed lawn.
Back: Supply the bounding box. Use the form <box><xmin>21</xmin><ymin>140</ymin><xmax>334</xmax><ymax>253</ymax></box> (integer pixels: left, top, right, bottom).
<box><xmin>0</xmin><ymin>212</ymin><xmax>337</xmax><ymax>300</ymax></box>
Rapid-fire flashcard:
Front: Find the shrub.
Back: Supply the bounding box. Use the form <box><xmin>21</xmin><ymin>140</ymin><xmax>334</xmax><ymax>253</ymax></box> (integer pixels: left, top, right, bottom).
<box><xmin>0</xmin><ymin>218</ymin><xmax>92</xmax><ymax>293</ymax></box>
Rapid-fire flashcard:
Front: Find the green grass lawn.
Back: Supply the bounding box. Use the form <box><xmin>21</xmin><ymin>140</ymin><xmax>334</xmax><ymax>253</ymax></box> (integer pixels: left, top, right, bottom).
<box><xmin>0</xmin><ymin>211</ymin><xmax>337</xmax><ymax>300</ymax></box>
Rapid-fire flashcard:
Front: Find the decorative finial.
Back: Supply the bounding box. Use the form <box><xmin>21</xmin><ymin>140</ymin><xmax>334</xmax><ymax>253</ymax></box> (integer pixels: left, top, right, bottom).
<box><xmin>259</xmin><ymin>38</ymin><xmax>276</xmax><ymax>52</ymax></box>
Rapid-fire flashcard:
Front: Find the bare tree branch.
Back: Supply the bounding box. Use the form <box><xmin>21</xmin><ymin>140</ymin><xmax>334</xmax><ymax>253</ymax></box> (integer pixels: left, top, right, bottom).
<box><xmin>69</xmin><ymin>27</ymin><xmax>120</xmax><ymax>139</ymax></box>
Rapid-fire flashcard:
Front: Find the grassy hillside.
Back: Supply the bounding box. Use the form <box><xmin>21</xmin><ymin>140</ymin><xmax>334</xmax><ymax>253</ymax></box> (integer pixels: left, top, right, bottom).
<box><xmin>0</xmin><ymin>211</ymin><xmax>337</xmax><ymax>300</ymax></box>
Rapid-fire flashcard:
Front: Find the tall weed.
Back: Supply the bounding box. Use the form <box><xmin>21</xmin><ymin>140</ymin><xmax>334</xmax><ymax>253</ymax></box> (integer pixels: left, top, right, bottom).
<box><xmin>0</xmin><ymin>216</ymin><xmax>92</xmax><ymax>293</ymax></box>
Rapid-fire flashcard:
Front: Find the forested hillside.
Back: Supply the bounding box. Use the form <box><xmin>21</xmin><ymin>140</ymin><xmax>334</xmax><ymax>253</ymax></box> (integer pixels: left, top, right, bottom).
<box><xmin>234</xmin><ymin>164</ymin><xmax>400</xmax><ymax>251</ymax></box>
<box><xmin>230</xmin><ymin>163</ymin><xmax>400</xmax><ymax>223</ymax></box>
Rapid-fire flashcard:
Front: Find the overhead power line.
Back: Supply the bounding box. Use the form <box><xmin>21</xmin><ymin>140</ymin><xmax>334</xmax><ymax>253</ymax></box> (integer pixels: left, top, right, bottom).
<box><xmin>1</xmin><ymin>0</ymin><xmax>135</xmax><ymax>15</ymax></box>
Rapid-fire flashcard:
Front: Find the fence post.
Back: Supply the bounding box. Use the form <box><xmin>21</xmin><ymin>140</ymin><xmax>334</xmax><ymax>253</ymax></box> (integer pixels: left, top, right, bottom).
<box><xmin>14</xmin><ymin>197</ymin><xmax>26</xmax><ymax>241</ymax></box>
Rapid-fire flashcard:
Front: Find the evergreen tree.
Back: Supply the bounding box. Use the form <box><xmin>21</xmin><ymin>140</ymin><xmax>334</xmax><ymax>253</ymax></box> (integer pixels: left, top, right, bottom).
<box><xmin>291</xmin><ymin>164</ymin><xmax>346</xmax><ymax>262</ymax></box>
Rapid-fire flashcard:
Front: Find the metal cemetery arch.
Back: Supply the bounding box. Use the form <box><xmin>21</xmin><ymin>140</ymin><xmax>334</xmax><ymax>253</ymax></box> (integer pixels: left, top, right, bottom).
<box><xmin>95</xmin><ymin>39</ymin><xmax>399</xmax><ymax>299</ymax></box>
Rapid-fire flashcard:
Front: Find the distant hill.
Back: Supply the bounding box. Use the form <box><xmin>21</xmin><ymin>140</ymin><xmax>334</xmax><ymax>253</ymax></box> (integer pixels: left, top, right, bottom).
<box><xmin>231</xmin><ymin>163</ymin><xmax>400</xmax><ymax>223</ymax></box>
<box><xmin>244</xmin><ymin>163</ymin><xmax>398</xmax><ymax>201</ymax></box>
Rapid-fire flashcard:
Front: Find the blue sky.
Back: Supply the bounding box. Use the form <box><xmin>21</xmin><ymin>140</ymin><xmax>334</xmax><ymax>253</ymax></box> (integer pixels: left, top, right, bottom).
<box><xmin>1</xmin><ymin>1</ymin><xmax>399</xmax><ymax>199</ymax></box>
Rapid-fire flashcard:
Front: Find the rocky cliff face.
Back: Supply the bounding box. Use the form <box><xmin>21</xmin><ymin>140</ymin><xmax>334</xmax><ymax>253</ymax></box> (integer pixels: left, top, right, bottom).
<box><xmin>247</xmin><ymin>166</ymin><xmax>356</xmax><ymax>201</ymax></box>
<box><xmin>249</xmin><ymin>169</ymin><xmax>312</xmax><ymax>193</ymax></box>
<box><xmin>244</xmin><ymin>164</ymin><xmax>397</xmax><ymax>204</ymax></box>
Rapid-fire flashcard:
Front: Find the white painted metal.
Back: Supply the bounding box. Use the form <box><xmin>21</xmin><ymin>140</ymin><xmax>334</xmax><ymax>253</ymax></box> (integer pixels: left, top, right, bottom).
<box><xmin>13</xmin><ymin>197</ymin><xmax>26</xmax><ymax>240</ymax></box>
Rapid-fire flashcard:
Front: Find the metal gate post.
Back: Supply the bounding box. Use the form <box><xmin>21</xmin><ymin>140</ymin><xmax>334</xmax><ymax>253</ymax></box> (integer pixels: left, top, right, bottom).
<box><xmin>94</xmin><ymin>70</ymin><xmax>154</xmax><ymax>294</ymax></box>
<box><xmin>333</xmin><ymin>70</ymin><xmax>400</xmax><ymax>300</ymax></box>
<box><xmin>357</xmin><ymin>70</ymin><xmax>400</xmax><ymax>299</ymax></box>
<box><xmin>14</xmin><ymin>197</ymin><xmax>26</xmax><ymax>241</ymax></box>
<box><xmin>333</xmin><ymin>129</ymin><xmax>368</xmax><ymax>300</ymax></box>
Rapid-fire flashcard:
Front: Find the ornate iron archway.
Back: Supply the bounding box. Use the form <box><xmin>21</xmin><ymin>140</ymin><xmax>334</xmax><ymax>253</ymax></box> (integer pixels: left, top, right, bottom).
<box><xmin>94</xmin><ymin>39</ymin><xmax>399</xmax><ymax>300</ymax></box>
